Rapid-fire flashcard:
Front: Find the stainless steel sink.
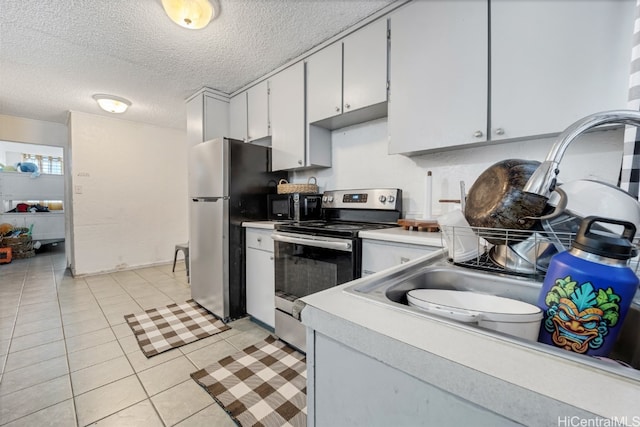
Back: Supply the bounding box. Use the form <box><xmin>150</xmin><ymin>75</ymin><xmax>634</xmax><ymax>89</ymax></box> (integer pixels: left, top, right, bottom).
<box><xmin>345</xmin><ymin>250</ymin><xmax>640</xmax><ymax>374</ymax></box>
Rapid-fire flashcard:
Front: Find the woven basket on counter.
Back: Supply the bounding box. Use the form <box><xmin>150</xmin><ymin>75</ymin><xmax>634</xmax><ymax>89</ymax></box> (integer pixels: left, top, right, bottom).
<box><xmin>277</xmin><ymin>177</ymin><xmax>319</xmax><ymax>194</ymax></box>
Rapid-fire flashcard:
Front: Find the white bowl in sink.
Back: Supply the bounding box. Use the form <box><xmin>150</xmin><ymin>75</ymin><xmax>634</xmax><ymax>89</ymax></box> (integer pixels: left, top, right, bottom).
<box><xmin>407</xmin><ymin>289</ymin><xmax>542</xmax><ymax>341</ymax></box>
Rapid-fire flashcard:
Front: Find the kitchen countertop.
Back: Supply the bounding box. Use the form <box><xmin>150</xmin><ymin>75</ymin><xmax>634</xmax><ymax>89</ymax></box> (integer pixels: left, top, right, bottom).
<box><xmin>300</xmin><ymin>252</ymin><xmax>640</xmax><ymax>425</ymax></box>
<box><xmin>359</xmin><ymin>226</ymin><xmax>443</xmax><ymax>247</ymax></box>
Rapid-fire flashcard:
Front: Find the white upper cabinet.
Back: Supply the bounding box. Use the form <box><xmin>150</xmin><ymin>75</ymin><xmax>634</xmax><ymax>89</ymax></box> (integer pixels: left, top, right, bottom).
<box><xmin>247</xmin><ymin>80</ymin><xmax>270</xmax><ymax>142</ymax></box>
<box><xmin>307</xmin><ymin>18</ymin><xmax>388</xmax><ymax>130</ymax></box>
<box><xmin>270</xmin><ymin>61</ymin><xmax>332</xmax><ymax>171</ymax></box>
<box><xmin>388</xmin><ymin>0</ymin><xmax>488</xmax><ymax>154</ymax></box>
<box><xmin>490</xmin><ymin>0</ymin><xmax>634</xmax><ymax>141</ymax></box>
<box><xmin>186</xmin><ymin>90</ymin><xmax>230</xmax><ymax>150</ymax></box>
<box><xmin>270</xmin><ymin>62</ymin><xmax>306</xmax><ymax>170</ymax></box>
<box><xmin>343</xmin><ymin>18</ymin><xmax>388</xmax><ymax>117</ymax></box>
<box><xmin>307</xmin><ymin>42</ymin><xmax>342</xmax><ymax>124</ymax></box>
<box><xmin>388</xmin><ymin>0</ymin><xmax>634</xmax><ymax>155</ymax></box>
<box><xmin>229</xmin><ymin>92</ymin><xmax>247</xmax><ymax>142</ymax></box>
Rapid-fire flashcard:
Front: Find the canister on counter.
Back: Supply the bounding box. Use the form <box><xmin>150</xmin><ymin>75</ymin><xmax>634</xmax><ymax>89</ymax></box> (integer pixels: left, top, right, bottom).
<box><xmin>536</xmin><ymin>216</ymin><xmax>639</xmax><ymax>357</ymax></box>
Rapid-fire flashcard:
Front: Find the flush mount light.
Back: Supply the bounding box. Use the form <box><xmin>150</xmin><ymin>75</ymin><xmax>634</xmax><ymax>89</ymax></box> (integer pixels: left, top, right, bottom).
<box><xmin>161</xmin><ymin>0</ymin><xmax>214</xmax><ymax>30</ymax></box>
<box><xmin>92</xmin><ymin>94</ymin><xmax>131</xmax><ymax>114</ymax></box>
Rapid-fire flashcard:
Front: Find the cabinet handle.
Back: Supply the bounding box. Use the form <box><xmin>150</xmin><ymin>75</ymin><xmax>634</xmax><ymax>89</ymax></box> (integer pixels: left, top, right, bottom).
<box><xmin>298</xmin><ymin>160</ymin><xmax>303</xmax><ymax>165</ymax></box>
<box><xmin>335</xmin><ymin>106</ymin><xmax>340</xmax><ymax>112</ymax></box>
<box><xmin>344</xmin><ymin>103</ymin><xmax>351</xmax><ymax>109</ymax></box>
<box><xmin>270</xmin><ymin>256</ymin><xmax>274</xmax><ymax>261</ymax></box>
<box><xmin>257</xmin><ymin>237</ymin><xmax>262</xmax><ymax>242</ymax></box>
<box><xmin>473</xmin><ymin>130</ymin><xmax>483</xmax><ymax>138</ymax></box>
<box><xmin>495</xmin><ymin>128</ymin><xmax>505</xmax><ymax>135</ymax></box>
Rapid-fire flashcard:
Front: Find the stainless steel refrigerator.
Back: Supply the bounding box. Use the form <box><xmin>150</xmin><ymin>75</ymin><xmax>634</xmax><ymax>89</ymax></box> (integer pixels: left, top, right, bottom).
<box><xmin>189</xmin><ymin>137</ymin><xmax>287</xmax><ymax>321</ymax></box>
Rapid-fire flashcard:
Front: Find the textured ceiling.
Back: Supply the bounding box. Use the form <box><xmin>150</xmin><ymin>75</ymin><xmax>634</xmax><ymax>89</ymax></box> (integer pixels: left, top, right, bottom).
<box><xmin>0</xmin><ymin>0</ymin><xmax>396</xmax><ymax>131</ymax></box>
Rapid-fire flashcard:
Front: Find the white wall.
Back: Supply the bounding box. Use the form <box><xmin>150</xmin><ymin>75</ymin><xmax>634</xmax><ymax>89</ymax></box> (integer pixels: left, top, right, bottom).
<box><xmin>293</xmin><ymin>118</ymin><xmax>624</xmax><ymax>218</ymax></box>
<box><xmin>68</xmin><ymin>111</ymin><xmax>188</xmax><ymax>275</ymax></box>
<box><xmin>0</xmin><ymin>114</ymin><xmax>68</xmax><ymax>148</ymax></box>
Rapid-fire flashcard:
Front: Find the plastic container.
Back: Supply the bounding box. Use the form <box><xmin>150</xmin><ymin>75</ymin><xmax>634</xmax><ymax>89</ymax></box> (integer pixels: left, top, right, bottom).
<box><xmin>407</xmin><ymin>289</ymin><xmax>543</xmax><ymax>341</ymax></box>
<box><xmin>437</xmin><ymin>209</ymin><xmax>486</xmax><ymax>262</ymax></box>
<box><xmin>537</xmin><ymin>216</ymin><xmax>640</xmax><ymax>357</ymax></box>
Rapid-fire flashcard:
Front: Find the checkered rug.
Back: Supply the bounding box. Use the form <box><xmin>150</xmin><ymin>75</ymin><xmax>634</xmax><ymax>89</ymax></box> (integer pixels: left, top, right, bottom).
<box><xmin>124</xmin><ymin>300</ymin><xmax>230</xmax><ymax>358</ymax></box>
<box><xmin>191</xmin><ymin>335</ymin><xmax>307</xmax><ymax>427</ymax></box>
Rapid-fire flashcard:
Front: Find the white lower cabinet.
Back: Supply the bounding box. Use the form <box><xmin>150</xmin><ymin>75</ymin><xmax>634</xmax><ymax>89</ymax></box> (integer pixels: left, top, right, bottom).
<box><xmin>308</xmin><ymin>332</ymin><xmax>519</xmax><ymax>427</ymax></box>
<box><xmin>245</xmin><ymin>228</ymin><xmax>275</xmax><ymax>328</ymax></box>
<box><xmin>362</xmin><ymin>239</ymin><xmax>437</xmax><ymax>276</ymax></box>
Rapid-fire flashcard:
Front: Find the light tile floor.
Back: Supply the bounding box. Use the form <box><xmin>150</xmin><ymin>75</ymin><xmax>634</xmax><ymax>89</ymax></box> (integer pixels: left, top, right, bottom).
<box><xmin>0</xmin><ymin>244</ymin><xmax>272</xmax><ymax>426</ymax></box>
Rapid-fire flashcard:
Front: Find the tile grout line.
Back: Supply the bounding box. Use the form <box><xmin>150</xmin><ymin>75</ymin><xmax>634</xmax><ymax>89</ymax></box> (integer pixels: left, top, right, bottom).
<box><xmin>79</xmin><ymin>267</ymin><xmax>187</xmax><ymax>426</ymax></box>
<box><xmin>108</xmin><ymin>270</ymin><xmax>168</xmax><ymax>427</ymax></box>
<box><xmin>0</xmin><ymin>265</ymin><xmax>28</xmax><ymax>386</ymax></box>
<box><xmin>5</xmin><ymin>259</ymin><xmax>208</xmax><ymax>426</ymax></box>
<box><xmin>0</xmin><ymin>255</ymin><xmax>76</xmax><ymax>427</ymax></box>
<box><xmin>53</xmin><ymin>256</ymin><xmax>80</xmax><ymax>427</ymax></box>
<box><xmin>109</xmin><ymin>267</ymin><xmax>208</xmax><ymax>426</ymax></box>
<box><xmin>63</xmin><ymin>265</ymin><xmax>151</xmax><ymax>425</ymax></box>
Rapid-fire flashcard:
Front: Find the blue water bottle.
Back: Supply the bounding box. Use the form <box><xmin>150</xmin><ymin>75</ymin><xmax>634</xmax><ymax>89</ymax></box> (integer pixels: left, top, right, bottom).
<box><xmin>537</xmin><ymin>216</ymin><xmax>639</xmax><ymax>357</ymax></box>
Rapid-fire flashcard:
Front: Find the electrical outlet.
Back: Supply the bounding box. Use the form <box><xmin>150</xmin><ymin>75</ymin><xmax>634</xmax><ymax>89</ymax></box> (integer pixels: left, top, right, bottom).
<box><xmin>74</xmin><ymin>185</ymin><xmax>83</xmax><ymax>194</ymax></box>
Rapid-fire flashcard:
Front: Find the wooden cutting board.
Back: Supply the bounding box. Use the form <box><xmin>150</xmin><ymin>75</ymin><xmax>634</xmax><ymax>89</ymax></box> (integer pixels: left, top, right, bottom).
<box><xmin>397</xmin><ymin>219</ymin><xmax>440</xmax><ymax>232</ymax></box>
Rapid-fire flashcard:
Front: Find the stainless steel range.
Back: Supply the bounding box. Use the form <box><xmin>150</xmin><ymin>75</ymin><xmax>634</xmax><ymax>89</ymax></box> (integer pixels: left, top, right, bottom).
<box><xmin>272</xmin><ymin>188</ymin><xmax>403</xmax><ymax>352</ymax></box>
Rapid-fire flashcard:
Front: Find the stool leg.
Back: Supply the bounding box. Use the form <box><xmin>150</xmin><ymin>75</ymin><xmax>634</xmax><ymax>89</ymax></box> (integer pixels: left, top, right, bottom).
<box><xmin>185</xmin><ymin>251</ymin><xmax>190</xmax><ymax>277</ymax></box>
<box><xmin>172</xmin><ymin>248</ymin><xmax>178</xmax><ymax>272</ymax></box>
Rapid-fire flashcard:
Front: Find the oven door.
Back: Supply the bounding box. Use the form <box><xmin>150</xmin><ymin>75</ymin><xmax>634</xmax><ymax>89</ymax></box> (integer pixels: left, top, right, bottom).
<box><xmin>273</xmin><ymin>231</ymin><xmax>356</xmax><ymax>307</ymax></box>
<box><xmin>272</xmin><ymin>231</ymin><xmax>357</xmax><ymax>352</ymax></box>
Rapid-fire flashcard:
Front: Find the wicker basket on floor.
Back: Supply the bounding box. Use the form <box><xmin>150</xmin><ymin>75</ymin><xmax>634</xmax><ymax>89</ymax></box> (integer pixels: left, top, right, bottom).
<box><xmin>0</xmin><ymin>230</ymin><xmax>35</xmax><ymax>259</ymax></box>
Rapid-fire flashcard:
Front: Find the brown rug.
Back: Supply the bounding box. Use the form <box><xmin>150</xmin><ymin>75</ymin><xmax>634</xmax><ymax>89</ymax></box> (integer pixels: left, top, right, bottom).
<box><xmin>191</xmin><ymin>335</ymin><xmax>307</xmax><ymax>427</ymax></box>
<box><xmin>124</xmin><ymin>299</ymin><xmax>230</xmax><ymax>358</ymax></box>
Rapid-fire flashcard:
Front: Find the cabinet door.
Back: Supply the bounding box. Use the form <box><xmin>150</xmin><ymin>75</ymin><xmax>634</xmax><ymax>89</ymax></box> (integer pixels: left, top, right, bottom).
<box><xmin>186</xmin><ymin>94</ymin><xmax>205</xmax><ymax>150</ymax></box>
<box><xmin>229</xmin><ymin>92</ymin><xmax>247</xmax><ymax>141</ymax></box>
<box><xmin>388</xmin><ymin>1</ymin><xmax>488</xmax><ymax>154</ymax></box>
<box><xmin>246</xmin><ymin>248</ymin><xmax>275</xmax><ymax>328</ymax></box>
<box><xmin>270</xmin><ymin>62</ymin><xmax>305</xmax><ymax>170</ymax></box>
<box><xmin>203</xmin><ymin>94</ymin><xmax>229</xmax><ymax>141</ymax></box>
<box><xmin>247</xmin><ymin>80</ymin><xmax>270</xmax><ymax>141</ymax></box>
<box><xmin>362</xmin><ymin>240</ymin><xmax>435</xmax><ymax>276</ymax></box>
<box><xmin>187</xmin><ymin>92</ymin><xmax>230</xmax><ymax>149</ymax></box>
<box><xmin>491</xmin><ymin>0</ymin><xmax>633</xmax><ymax>141</ymax></box>
<box><xmin>343</xmin><ymin>18</ymin><xmax>388</xmax><ymax>114</ymax></box>
<box><xmin>307</xmin><ymin>42</ymin><xmax>342</xmax><ymax>124</ymax></box>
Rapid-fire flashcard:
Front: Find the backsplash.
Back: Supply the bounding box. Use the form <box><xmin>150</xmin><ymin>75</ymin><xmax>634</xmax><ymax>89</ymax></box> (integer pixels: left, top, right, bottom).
<box><xmin>293</xmin><ymin>118</ymin><xmax>624</xmax><ymax>219</ymax></box>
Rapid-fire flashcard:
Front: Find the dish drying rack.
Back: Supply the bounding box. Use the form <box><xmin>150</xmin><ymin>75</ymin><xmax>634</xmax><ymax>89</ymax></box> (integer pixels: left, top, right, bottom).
<box><xmin>439</xmin><ymin>225</ymin><xmax>640</xmax><ymax>280</ymax></box>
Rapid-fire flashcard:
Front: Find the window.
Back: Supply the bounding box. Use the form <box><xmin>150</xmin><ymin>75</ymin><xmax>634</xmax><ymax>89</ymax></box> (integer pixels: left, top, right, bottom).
<box><xmin>21</xmin><ymin>154</ymin><xmax>64</xmax><ymax>175</ymax></box>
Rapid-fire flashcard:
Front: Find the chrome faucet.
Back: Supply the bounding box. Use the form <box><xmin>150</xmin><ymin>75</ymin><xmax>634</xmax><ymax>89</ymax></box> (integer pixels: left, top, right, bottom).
<box><xmin>523</xmin><ymin>110</ymin><xmax>640</xmax><ymax>199</ymax></box>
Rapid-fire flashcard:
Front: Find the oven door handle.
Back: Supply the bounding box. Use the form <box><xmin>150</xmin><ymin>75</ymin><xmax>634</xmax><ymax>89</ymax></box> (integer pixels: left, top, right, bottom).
<box><xmin>271</xmin><ymin>233</ymin><xmax>353</xmax><ymax>252</ymax></box>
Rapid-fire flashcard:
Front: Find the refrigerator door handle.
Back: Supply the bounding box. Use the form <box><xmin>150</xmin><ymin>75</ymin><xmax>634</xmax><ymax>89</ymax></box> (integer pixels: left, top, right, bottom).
<box><xmin>192</xmin><ymin>197</ymin><xmax>230</xmax><ymax>202</ymax></box>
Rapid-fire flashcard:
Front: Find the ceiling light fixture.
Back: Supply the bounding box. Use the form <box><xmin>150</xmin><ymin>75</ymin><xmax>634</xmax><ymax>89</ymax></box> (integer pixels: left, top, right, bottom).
<box><xmin>161</xmin><ymin>0</ymin><xmax>214</xmax><ymax>30</ymax></box>
<box><xmin>92</xmin><ymin>94</ymin><xmax>131</xmax><ymax>114</ymax></box>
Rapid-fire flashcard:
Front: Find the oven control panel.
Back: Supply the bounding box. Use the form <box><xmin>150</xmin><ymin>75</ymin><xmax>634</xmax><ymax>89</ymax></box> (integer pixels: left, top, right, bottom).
<box><xmin>342</xmin><ymin>193</ymin><xmax>368</xmax><ymax>203</ymax></box>
<box><xmin>322</xmin><ymin>188</ymin><xmax>402</xmax><ymax>210</ymax></box>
